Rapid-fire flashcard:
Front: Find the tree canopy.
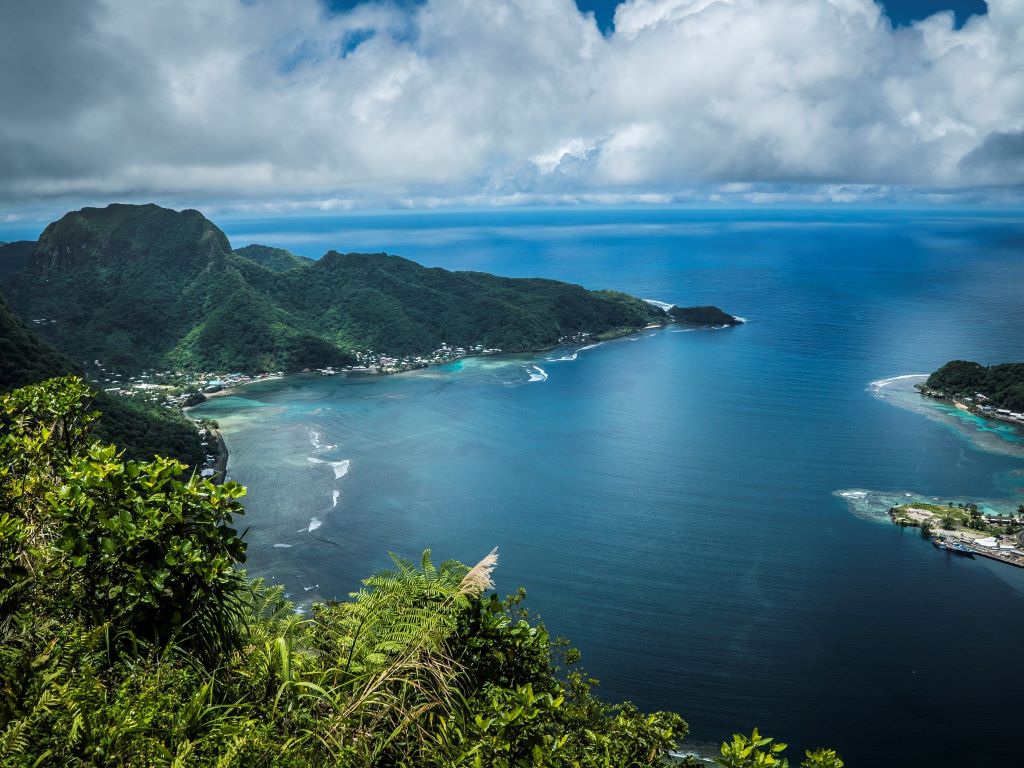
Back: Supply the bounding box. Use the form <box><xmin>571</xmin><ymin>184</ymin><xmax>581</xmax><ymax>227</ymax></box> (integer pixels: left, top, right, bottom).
<box><xmin>926</xmin><ymin>359</ymin><xmax>1024</xmax><ymax>411</ymax></box>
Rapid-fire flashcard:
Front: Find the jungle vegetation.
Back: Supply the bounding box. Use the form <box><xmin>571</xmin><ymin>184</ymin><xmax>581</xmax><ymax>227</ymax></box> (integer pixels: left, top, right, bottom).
<box><xmin>925</xmin><ymin>359</ymin><xmax>1024</xmax><ymax>411</ymax></box>
<box><xmin>1</xmin><ymin>204</ymin><xmax>665</xmax><ymax>374</ymax></box>
<box><xmin>0</xmin><ymin>296</ymin><xmax>202</xmax><ymax>466</ymax></box>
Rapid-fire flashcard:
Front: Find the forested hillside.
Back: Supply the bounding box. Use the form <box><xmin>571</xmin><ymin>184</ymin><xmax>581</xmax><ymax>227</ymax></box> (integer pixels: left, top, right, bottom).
<box><xmin>1</xmin><ymin>204</ymin><xmax>665</xmax><ymax>374</ymax></box>
<box><xmin>926</xmin><ymin>360</ymin><xmax>1024</xmax><ymax>411</ymax></box>
<box><xmin>0</xmin><ymin>294</ymin><xmax>202</xmax><ymax>464</ymax></box>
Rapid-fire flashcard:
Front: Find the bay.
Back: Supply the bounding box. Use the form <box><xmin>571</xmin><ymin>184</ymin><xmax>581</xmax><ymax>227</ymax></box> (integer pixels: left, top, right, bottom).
<box><xmin>194</xmin><ymin>208</ymin><xmax>1024</xmax><ymax>766</ymax></box>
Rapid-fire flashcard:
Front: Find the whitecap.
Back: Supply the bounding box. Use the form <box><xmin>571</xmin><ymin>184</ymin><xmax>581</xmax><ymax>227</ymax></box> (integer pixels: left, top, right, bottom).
<box><xmin>868</xmin><ymin>373</ymin><xmax>928</xmax><ymax>392</ymax></box>
<box><xmin>551</xmin><ymin>342</ymin><xmax>604</xmax><ymax>359</ymax></box>
<box><xmin>546</xmin><ymin>351</ymin><xmax>578</xmax><ymax>362</ymax></box>
<box><xmin>332</xmin><ymin>489</ymin><xmax>340</xmax><ymax>507</ymax></box>
<box><xmin>309</xmin><ymin>457</ymin><xmax>351</xmax><ymax>479</ymax></box>
<box><xmin>527</xmin><ymin>365</ymin><xmax>548</xmax><ymax>382</ymax></box>
<box><xmin>643</xmin><ymin>299</ymin><xmax>674</xmax><ymax>312</ymax></box>
<box><xmin>273</xmin><ymin>543</ymin><xmax>293</xmax><ymax>548</ymax></box>
<box><xmin>307</xmin><ymin>518</ymin><xmax>321</xmax><ymax>532</ymax></box>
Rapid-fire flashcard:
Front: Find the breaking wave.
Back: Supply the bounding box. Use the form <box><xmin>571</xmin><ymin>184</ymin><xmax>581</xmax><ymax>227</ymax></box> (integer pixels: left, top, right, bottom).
<box><xmin>308</xmin><ymin>457</ymin><xmax>351</xmax><ymax>479</ymax></box>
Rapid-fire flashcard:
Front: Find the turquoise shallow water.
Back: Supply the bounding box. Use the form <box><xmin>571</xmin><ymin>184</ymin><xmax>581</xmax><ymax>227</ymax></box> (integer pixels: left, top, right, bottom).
<box><xmin>194</xmin><ymin>209</ymin><xmax>1024</xmax><ymax>766</ymax></box>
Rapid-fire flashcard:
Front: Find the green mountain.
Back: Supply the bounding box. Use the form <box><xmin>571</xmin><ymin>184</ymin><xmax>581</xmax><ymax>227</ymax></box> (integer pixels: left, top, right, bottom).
<box><xmin>2</xmin><ymin>204</ymin><xmax>667</xmax><ymax>373</ymax></box>
<box><xmin>0</xmin><ymin>293</ymin><xmax>202</xmax><ymax>465</ymax></box>
<box><xmin>0</xmin><ymin>293</ymin><xmax>71</xmax><ymax>391</ymax></box>
<box><xmin>926</xmin><ymin>360</ymin><xmax>1024</xmax><ymax>411</ymax></box>
<box><xmin>0</xmin><ymin>240</ymin><xmax>35</xmax><ymax>280</ymax></box>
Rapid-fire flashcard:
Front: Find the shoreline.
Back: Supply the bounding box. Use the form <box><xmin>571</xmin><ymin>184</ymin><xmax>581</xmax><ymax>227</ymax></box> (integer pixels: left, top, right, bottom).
<box><xmin>888</xmin><ymin>501</ymin><xmax>1024</xmax><ymax>568</ymax></box>
<box><xmin>188</xmin><ymin>326</ymin><xmax>659</xmax><ymax>400</ymax></box>
<box><xmin>917</xmin><ymin>385</ymin><xmax>1024</xmax><ymax>431</ymax></box>
<box><xmin>188</xmin><ymin>316</ymin><xmax>743</xmax><ymax>401</ymax></box>
<box><xmin>181</xmin><ymin>317</ymin><xmax>742</xmax><ymax>481</ymax></box>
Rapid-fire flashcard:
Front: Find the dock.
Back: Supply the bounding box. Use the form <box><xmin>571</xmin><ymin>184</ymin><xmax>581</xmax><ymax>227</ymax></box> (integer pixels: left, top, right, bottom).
<box><xmin>962</xmin><ymin>543</ymin><xmax>1024</xmax><ymax>568</ymax></box>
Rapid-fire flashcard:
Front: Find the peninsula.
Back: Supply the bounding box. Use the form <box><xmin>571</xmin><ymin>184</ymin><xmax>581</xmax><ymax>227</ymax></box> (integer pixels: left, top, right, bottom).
<box><xmin>0</xmin><ymin>204</ymin><xmax>740</xmax><ymax>376</ymax></box>
<box><xmin>917</xmin><ymin>359</ymin><xmax>1024</xmax><ymax>427</ymax></box>
<box><xmin>0</xmin><ymin>203</ymin><xmax>741</xmax><ymax>467</ymax></box>
<box><xmin>889</xmin><ymin>500</ymin><xmax>1024</xmax><ymax>568</ymax></box>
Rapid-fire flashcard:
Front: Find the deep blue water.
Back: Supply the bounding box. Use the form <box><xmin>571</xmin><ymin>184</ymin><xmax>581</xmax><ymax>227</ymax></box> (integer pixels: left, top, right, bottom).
<box><xmin>192</xmin><ymin>209</ymin><xmax>1024</xmax><ymax>766</ymax></box>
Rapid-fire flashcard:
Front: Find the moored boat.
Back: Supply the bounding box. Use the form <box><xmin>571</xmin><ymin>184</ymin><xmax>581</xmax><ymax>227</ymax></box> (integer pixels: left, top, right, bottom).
<box><xmin>932</xmin><ymin>538</ymin><xmax>975</xmax><ymax>557</ymax></box>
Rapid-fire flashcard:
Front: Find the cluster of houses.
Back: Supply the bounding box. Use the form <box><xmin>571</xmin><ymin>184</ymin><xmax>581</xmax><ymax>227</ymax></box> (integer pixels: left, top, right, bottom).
<box><xmin>88</xmin><ymin>361</ymin><xmax>281</xmax><ymax>410</ymax></box>
<box><xmin>959</xmin><ymin>392</ymin><xmax>1024</xmax><ymax>424</ymax></box>
<box><xmin>917</xmin><ymin>386</ymin><xmax>1024</xmax><ymax>427</ymax></box>
<box><xmin>340</xmin><ymin>343</ymin><xmax>504</xmax><ymax>374</ymax></box>
<box><xmin>197</xmin><ymin>427</ymin><xmax>220</xmax><ymax>480</ymax></box>
<box><xmin>91</xmin><ymin>334</ymin><xmax>533</xmax><ymax>420</ymax></box>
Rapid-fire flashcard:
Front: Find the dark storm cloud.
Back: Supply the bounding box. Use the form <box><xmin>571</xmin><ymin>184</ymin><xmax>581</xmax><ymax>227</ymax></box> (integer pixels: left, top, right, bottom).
<box><xmin>960</xmin><ymin>130</ymin><xmax>1024</xmax><ymax>183</ymax></box>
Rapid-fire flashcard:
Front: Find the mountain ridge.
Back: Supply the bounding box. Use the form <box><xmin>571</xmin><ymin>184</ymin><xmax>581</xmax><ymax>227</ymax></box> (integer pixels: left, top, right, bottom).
<box><xmin>1</xmin><ymin>204</ymin><xmax>678</xmax><ymax>373</ymax></box>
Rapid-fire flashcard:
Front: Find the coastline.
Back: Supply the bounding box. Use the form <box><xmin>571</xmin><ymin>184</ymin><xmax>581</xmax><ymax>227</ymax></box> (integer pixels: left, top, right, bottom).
<box><xmin>209</xmin><ymin>427</ymin><xmax>229</xmax><ymax>482</ymax></box>
<box><xmin>192</xmin><ymin>312</ymin><xmax>745</xmax><ymax>399</ymax></box>
<box><xmin>870</xmin><ymin>373</ymin><xmax>1024</xmax><ymax>459</ymax></box>
<box><xmin>888</xmin><ymin>501</ymin><xmax>1024</xmax><ymax>568</ymax></box>
<box><xmin>852</xmin><ymin>374</ymin><xmax>1024</xmax><ymax>568</ymax></box>
<box><xmin>181</xmin><ymin>316</ymin><xmax>743</xmax><ymax>485</ymax></box>
<box><xmin>189</xmin><ymin>325</ymin><xmax>665</xmax><ymax>399</ymax></box>
<box><xmin>920</xmin><ymin>388</ymin><xmax>1024</xmax><ymax>431</ymax></box>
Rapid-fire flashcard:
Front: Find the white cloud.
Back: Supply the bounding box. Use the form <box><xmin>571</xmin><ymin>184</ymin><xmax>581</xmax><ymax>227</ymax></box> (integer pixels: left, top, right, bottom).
<box><xmin>0</xmin><ymin>0</ymin><xmax>1022</xmax><ymax>212</ymax></box>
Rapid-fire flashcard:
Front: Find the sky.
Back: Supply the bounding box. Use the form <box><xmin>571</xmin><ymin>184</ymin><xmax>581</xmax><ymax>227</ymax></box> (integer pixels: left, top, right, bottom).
<box><xmin>1</xmin><ymin>0</ymin><xmax>1022</xmax><ymax>221</ymax></box>
<box><xmin>575</xmin><ymin>0</ymin><xmax>990</xmax><ymax>30</ymax></box>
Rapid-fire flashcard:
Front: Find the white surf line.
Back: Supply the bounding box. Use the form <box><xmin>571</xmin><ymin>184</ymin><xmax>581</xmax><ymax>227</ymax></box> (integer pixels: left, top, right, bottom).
<box><xmin>643</xmin><ymin>298</ymin><xmax>674</xmax><ymax>311</ymax></box>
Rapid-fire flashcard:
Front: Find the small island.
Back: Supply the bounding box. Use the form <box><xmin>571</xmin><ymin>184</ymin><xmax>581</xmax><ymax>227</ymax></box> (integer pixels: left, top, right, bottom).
<box><xmin>668</xmin><ymin>304</ymin><xmax>743</xmax><ymax>326</ymax></box>
<box><xmin>889</xmin><ymin>500</ymin><xmax>1024</xmax><ymax>568</ymax></box>
<box><xmin>917</xmin><ymin>359</ymin><xmax>1024</xmax><ymax>427</ymax></box>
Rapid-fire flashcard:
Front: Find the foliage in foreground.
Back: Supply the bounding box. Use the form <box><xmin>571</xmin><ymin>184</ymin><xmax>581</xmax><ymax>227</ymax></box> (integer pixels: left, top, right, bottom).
<box><xmin>1</xmin><ymin>376</ymin><xmax>688</xmax><ymax>766</ymax></box>
<box><xmin>0</xmin><ymin>377</ymin><xmax>841</xmax><ymax>767</ymax></box>
<box><xmin>715</xmin><ymin>729</ymin><xmax>844</xmax><ymax>768</ymax></box>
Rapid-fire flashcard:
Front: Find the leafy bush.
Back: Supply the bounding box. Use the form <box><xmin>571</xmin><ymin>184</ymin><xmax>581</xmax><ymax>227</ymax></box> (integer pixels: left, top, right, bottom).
<box><xmin>0</xmin><ymin>377</ymin><xmax>838</xmax><ymax>766</ymax></box>
<box><xmin>0</xmin><ymin>377</ymin><xmax>695</xmax><ymax>766</ymax></box>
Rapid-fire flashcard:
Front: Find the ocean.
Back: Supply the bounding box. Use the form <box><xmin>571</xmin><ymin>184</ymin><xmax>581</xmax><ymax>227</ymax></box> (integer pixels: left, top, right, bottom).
<box><xmin>191</xmin><ymin>208</ymin><xmax>1024</xmax><ymax>766</ymax></box>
